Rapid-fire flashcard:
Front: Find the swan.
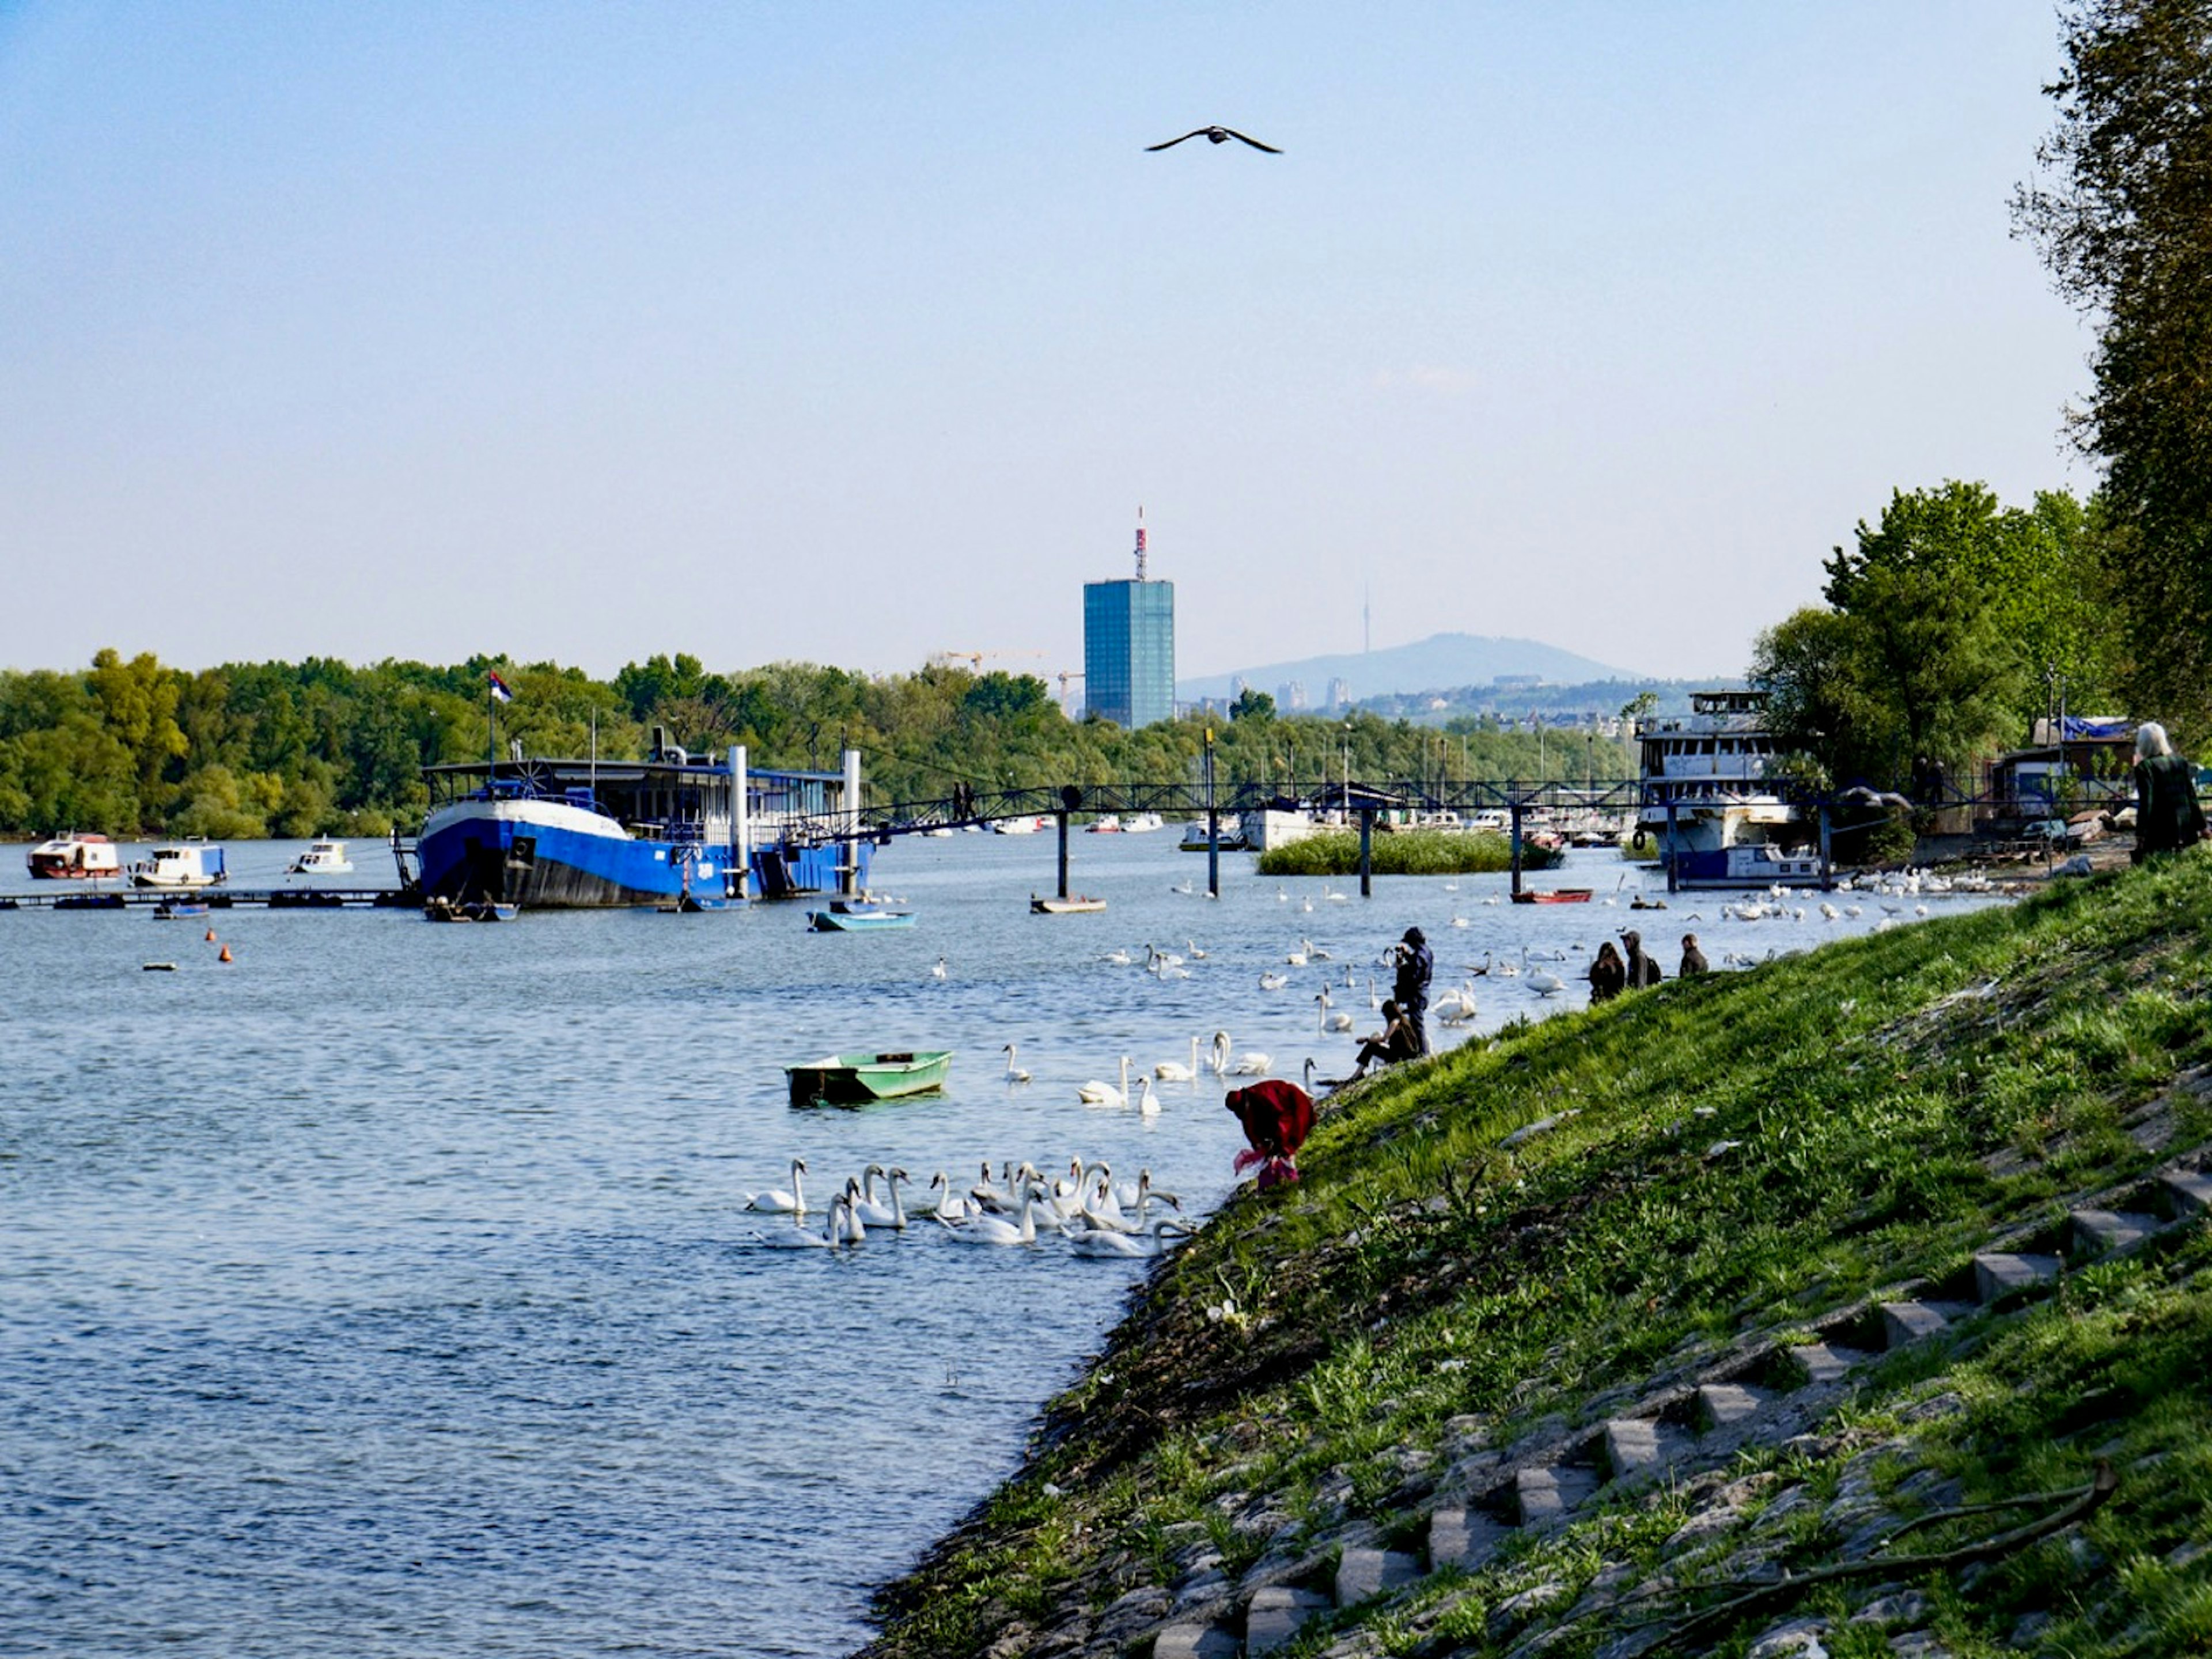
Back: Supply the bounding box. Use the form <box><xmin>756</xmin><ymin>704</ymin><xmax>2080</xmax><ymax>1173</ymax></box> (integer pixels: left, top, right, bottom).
<box><xmin>1136</xmin><ymin>1075</ymin><xmax>1160</xmax><ymax>1117</ymax></box>
<box><xmin>1276</xmin><ymin>887</ymin><xmax>1289</xmax><ymax>903</ymax></box>
<box><xmin>924</xmin><ymin>1170</ymin><xmax>976</xmax><ymax>1222</ymax></box>
<box><xmin>1316</xmin><ymin>989</ymin><xmax>1351</xmax><ymax>1033</ymax></box>
<box><xmin>848</xmin><ymin>1168</ymin><xmax>909</xmax><ymax>1230</ymax></box>
<box><xmin>1210</xmin><ymin>1031</ymin><xmax>1233</xmax><ymax>1077</ymax></box>
<box><xmin>1527</xmin><ymin>969</ymin><xmax>1568</xmax><ymax>997</ymax></box>
<box><xmin>1155</xmin><ymin>1035</ymin><xmax>1200</xmax><ymax>1082</ymax></box>
<box><xmin>743</xmin><ymin>1158</ymin><xmax>808</xmax><ymax>1215</ymax></box>
<box><xmin>1002</xmin><ymin>1042</ymin><xmax>1032</xmax><ymax>1083</ymax></box>
<box><xmin>752</xmin><ymin>1193</ymin><xmax>848</xmax><ymax>1249</ymax></box>
<box><xmin>1187</xmin><ymin>939</ymin><xmax>1209</xmax><ymax>960</ymax></box>
<box><xmin>1232</xmin><ymin>1049</ymin><xmax>1273</xmax><ymax>1076</ymax></box>
<box><xmin>1301</xmin><ymin>895</ymin><xmax>1314</xmax><ymax>912</ymax></box>
<box><xmin>1324</xmin><ymin>884</ymin><xmax>1349</xmax><ymax>903</ymax></box>
<box><xmin>1305</xmin><ymin>937</ymin><xmax>1332</xmax><ymax>961</ymax></box>
<box><xmin>1258</xmin><ymin>971</ymin><xmax>1291</xmax><ymax>991</ymax></box>
<box><xmin>938</xmin><ymin>1193</ymin><xmax>1040</xmax><ymax>1246</ymax></box>
<box><xmin>1210</xmin><ymin>1030</ymin><xmax>1271</xmax><ymax>1076</ymax></box>
<box><xmin>1285</xmin><ymin>945</ymin><xmax>1309</xmax><ymax>967</ymax></box>
<box><xmin>1069</xmin><ymin>1217</ymin><xmax>1198</xmax><ymax>1257</ymax></box>
<box><xmin>1078</xmin><ymin>1056</ymin><xmax>1134</xmax><ymax>1107</ymax></box>
<box><xmin>1150</xmin><ymin>956</ymin><xmax>1192</xmax><ymax>981</ymax></box>
<box><xmin>1449</xmin><ymin>914</ymin><xmax>1469</xmax><ymax>929</ymax></box>
<box><xmin>1102</xmin><ymin>947</ymin><xmax>1134</xmax><ymax>967</ymax></box>
<box><xmin>930</xmin><ymin>956</ymin><xmax>948</xmax><ymax>980</ymax></box>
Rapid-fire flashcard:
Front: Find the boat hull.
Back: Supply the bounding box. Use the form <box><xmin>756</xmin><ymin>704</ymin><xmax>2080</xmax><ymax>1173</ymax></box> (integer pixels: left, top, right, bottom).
<box><xmin>785</xmin><ymin>1051</ymin><xmax>952</xmax><ymax>1107</ymax></box>
<box><xmin>1510</xmin><ymin>888</ymin><xmax>1593</xmax><ymax>904</ymax></box>
<box><xmin>808</xmin><ymin>908</ymin><xmax>914</xmax><ymax>930</ymax></box>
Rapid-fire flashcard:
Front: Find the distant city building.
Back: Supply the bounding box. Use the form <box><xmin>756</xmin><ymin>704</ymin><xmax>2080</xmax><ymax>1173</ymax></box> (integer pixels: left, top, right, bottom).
<box><xmin>1493</xmin><ymin>673</ymin><xmax>1545</xmax><ymax>688</ymax></box>
<box><xmin>1278</xmin><ymin>680</ymin><xmax>1308</xmax><ymax>712</ymax></box>
<box><xmin>1327</xmin><ymin>677</ymin><xmax>1351</xmax><ymax>711</ymax></box>
<box><xmin>1082</xmin><ymin>512</ymin><xmax>1176</xmax><ymax>729</ymax></box>
<box><xmin>1230</xmin><ymin>675</ymin><xmax>1248</xmax><ymax>698</ymax></box>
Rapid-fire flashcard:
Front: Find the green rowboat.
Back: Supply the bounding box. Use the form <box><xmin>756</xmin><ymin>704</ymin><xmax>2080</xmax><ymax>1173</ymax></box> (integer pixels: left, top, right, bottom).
<box><xmin>785</xmin><ymin>1050</ymin><xmax>953</xmax><ymax>1107</ymax></box>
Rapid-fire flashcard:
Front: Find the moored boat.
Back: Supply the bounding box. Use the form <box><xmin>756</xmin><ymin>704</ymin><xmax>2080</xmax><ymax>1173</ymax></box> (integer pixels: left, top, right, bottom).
<box><xmin>1510</xmin><ymin>888</ymin><xmax>1594</xmax><ymax>904</ymax></box>
<box><xmin>287</xmin><ymin>839</ymin><xmax>354</xmax><ymax>875</ymax></box>
<box><xmin>1636</xmin><ymin>691</ymin><xmax>1815</xmax><ymax>887</ymax></box>
<box><xmin>808</xmin><ymin>902</ymin><xmax>915</xmax><ymax>931</ymax></box>
<box><xmin>130</xmin><ymin>845</ymin><xmax>228</xmax><ymax>889</ymax></box>
<box><xmin>1032</xmin><ymin>895</ymin><xmax>1107</xmax><ymax>914</ymax></box>
<box><xmin>414</xmin><ymin>731</ymin><xmax>871</xmax><ymax>910</ymax></box>
<box><xmin>26</xmin><ymin>832</ymin><xmax>122</xmax><ymax>880</ymax></box>
<box><xmin>785</xmin><ymin>1050</ymin><xmax>953</xmax><ymax>1107</ymax></box>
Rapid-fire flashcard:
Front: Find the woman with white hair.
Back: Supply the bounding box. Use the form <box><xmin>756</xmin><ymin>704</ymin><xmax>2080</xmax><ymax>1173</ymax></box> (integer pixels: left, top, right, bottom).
<box><xmin>2133</xmin><ymin>721</ymin><xmax>2207</xmax><ymax>862</ymax></box>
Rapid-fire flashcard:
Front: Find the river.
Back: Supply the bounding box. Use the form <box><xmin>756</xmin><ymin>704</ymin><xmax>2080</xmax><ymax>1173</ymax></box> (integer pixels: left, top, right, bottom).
<box><xmin>0</xmin><ymin>830</ymin><xmax>1989</xmax><ymax>1657</ymax></box>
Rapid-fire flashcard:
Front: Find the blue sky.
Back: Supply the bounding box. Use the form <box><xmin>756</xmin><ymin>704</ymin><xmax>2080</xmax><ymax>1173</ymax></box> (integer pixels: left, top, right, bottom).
<box><xmin>0</xmin><ymin>3</ymin><xmax>2092</xmax><ymax>685</ymax></box>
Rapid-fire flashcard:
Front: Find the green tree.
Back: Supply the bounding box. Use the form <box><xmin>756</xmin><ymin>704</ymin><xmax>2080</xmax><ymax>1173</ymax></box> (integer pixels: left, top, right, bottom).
<box><xmin>2016</xmin><ymin>0</ymin><xmax>2212</xmax><ymax>730</ymax></box>
<box><xmin>1229</xmin><ymin>687</ymin><xmax>1275</xmax><ymax>721</ymax></box>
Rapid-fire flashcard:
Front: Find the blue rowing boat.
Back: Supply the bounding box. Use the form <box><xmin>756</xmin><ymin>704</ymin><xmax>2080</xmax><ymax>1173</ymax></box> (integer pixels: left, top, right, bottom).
<box><xmin>808</xmin><ymin>903</ymin><xmax>915</xmax><ymax>931</ymax></box>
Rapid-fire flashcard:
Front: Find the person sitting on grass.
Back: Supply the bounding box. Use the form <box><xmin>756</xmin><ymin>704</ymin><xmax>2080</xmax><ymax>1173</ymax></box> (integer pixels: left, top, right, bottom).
<box><xmin>1351</xmin><ymin>999</ymin><xmax>1419</xmax><ymax>1078</ymax></box>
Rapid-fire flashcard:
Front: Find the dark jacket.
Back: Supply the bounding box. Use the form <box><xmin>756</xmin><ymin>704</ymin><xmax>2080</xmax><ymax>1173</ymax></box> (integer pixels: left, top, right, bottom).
<box><xmin>1394</xmin><ymin>941</ymin><xmax>1433</xmax><ymax>1007</ymax></box>
<box><xmin>1680</xmin><ymin>941</ymin><xmax>1709</xmax><ymax>976</ymax></box>
<box><xmin>1623</xmin><ymin>937</ymin><xmax>1662</xmax><ymax>988</ymax></box>
<box><xmin>2135</xmin><ymin>753</ymin><xmax>2207</xmax><ymax>858</ymax></box>
<box><xmin>1588</xmin><ymin>948</ymin><xmax>1626</xmax><ymax>1002</ymax></box>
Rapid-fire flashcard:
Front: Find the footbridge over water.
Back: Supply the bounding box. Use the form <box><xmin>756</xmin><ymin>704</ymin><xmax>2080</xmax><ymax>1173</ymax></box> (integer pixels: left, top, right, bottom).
<box><xmin>783</xmin><ymin>777</ymin><xmax>1647</xmax><ymax>901</ymax></box>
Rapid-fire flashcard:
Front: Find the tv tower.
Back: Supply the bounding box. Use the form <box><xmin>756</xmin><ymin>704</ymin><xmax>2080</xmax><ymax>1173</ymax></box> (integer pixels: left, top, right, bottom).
<box><xmin>1134</xmin><ymin>505</ymin><xmax>1148</xmax><ymax>581</ymax></box>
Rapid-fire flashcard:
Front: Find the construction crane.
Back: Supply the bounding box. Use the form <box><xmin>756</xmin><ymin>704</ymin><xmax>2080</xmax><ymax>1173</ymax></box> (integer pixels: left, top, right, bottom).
<box><xmin>1056</xmin><ymin>670</ymin><xmax>1084</xmax><ymax>714</ymax></box>
<box><xmin>927</xmin><ymin>649</ymin><xmax>1048</xmax><ymax>671</ymax></box>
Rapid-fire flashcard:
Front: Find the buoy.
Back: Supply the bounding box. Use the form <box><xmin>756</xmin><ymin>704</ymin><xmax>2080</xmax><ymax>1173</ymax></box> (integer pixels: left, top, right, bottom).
<box><xmin>218</xmin><ymin>945</ymin><xmax>233</xmax><ymax>963</ymax></box>
<box><xmin>204</xmin><ymin>927</ymin><xmax>217</xmax><ymax>941</ymax></box>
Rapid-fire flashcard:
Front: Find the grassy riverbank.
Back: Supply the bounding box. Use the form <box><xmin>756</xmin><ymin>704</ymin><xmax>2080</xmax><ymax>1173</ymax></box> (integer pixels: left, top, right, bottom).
<box><xmin>1256</xmin><ymin>830</ymin><xmax>1564</xmax><ymax>878</ymax></box>
<box><xmin>861</xmin><ymin>853</ymin><xmax>2212</xmax><ymax>1658</ymax></box>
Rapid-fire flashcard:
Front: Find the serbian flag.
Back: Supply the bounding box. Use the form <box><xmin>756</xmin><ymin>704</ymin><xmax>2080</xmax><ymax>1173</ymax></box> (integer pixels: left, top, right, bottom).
<box><xmin>487</xmin><ymin>671</ymin><xmax>514</xmax><ymax>704</ymax></box>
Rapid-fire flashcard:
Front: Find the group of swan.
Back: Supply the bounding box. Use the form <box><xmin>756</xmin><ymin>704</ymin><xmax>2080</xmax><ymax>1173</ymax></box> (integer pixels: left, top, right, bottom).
<box><xmin>754</xmin><ymin>1156</ymin><xmax>1196</xmax><ymax>1256</ymax></box>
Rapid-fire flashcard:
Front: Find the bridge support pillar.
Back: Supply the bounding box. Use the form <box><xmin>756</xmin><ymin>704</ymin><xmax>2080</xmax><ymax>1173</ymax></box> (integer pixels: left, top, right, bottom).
<box><xmin>1358</xmin><ymin>808</ymin><xmax>1373</xmax><ymax>897</ymax></box>
<box><xmin>1509</xmin><ymin>801</ymin><xmax>1524</xmax><ymax>897</ymax></box>
<box><xmin>1056</xmin><ymin>812</ymin><xmax>1070</xmax><ymax>900</ymax></box>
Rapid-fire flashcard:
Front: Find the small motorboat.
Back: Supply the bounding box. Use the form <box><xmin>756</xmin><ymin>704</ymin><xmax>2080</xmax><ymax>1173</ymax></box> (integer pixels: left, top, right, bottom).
<box><xmin>808</xmin><ymin>902</ymin><xmax>915</xmax><ymax>931</ymax></box>
<box><xmin>130</xmin><ymin>844</ymin><xmax>227</xmax><ymax>889</ymax></box>
<box><xmin>1509</xmin><ymin>888</ymin><xmax>1594</xmax><ymax>905</ymax></box>
<box><xmin>1031</xmin><ymin>893</ymin><xmax>1108</xmax><ymax>915</ymax></box>
<box><xmin>785</xmin><ymin>1050</ymin><xmax>953</xmax><ymax>1107</ymax></box>
<box><xmin>287</xmin><ymin>839</ymin><xmax>354</xmax><ymax>875</ymax></box>
<box><xmin>151</xmin><ymin>900</ymin><xmax>211</xmax><ymax>919</ymax></box>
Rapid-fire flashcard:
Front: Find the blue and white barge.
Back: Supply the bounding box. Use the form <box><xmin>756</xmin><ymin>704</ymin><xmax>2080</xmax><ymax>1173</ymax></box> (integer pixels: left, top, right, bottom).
<box><xmin>412</xmin><ymin>740</ymin><xmax>873</xmax><ymax>908</ymax></box>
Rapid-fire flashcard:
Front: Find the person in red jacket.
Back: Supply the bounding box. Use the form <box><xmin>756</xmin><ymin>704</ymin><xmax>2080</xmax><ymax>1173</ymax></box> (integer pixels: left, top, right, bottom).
<box><xmin>1225</xmin><ymin>1078</ymin><xmax>1315</xmax><ymax>1189</ymax></box>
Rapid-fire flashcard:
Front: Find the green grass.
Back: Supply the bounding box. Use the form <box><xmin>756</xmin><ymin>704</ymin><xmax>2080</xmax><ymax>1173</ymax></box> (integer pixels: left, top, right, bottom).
<box><xmin>861</xmin><ymin>851</ymin><xmax>2212</xmax><ymax>1659</ymax></box>
<box><xmin>1256</xmin><ymin>828</ymin><xmax>1566</xmax><ymax>877</ymax></box>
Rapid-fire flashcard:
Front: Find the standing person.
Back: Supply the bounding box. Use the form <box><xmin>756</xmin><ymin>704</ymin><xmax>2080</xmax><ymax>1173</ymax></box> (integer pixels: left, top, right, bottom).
<box><xmin>2133</xmin><ymin>722</ymin><xmax>2207</xmax><ymax>862</ymax></box>
<box><xmin>1587</xmin><ymin>940</ymin><xmax>1626</xmax><ymax>1002</ymax></box>
<box><xmin>1621</xmin><ymin>929</ymin><xmax>1662</xmax><ymax>989</ymax></box>
<box><xmin>1679</xmin><ymin>933</ymin><xmax>1709</xmax><ymax>976</ymax></box>
<box><xmin>1392</xmin><ymin>926</ymin><xmax>1433</xmax><ymax>1055</ymax></box>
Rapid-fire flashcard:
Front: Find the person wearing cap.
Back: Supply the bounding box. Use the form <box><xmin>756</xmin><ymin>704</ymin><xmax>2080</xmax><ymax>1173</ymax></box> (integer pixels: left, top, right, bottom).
<box><xmin>1391</xmin><ymin>926</ymin><xmax>1433</xmax><ymax>1055</ymax></box>
<box><xmin>1621</xmin><ymin>929</ymin><xmax>1662</xmax><ymax>989</ymax></box>
<box><xmin>1679</xmin><ymin>932</ymin><xmax>1709</xmax><ymax>976</ymax></box>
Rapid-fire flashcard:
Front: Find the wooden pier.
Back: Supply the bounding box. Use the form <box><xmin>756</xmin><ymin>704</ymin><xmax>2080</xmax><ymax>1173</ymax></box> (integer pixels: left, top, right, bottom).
<box><xmin>0</xmin><ymin>887</ymin><xmax>414</xmax><ymax>911</ymax></box>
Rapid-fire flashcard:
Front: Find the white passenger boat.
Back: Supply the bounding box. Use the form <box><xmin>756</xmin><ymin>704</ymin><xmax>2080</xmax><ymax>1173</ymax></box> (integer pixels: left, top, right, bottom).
<box><xmin>26</xmin><ymin>831</ymin><xmax>122</xmax><ymax>880</ymax></box>
<box><xmin>130</xmin><ymin>844</ymin><xmax>229</xmax><ymax>889</ymax></box>
<box><xmin>287</xmin><ymin>839</ymin><xmax>354</xmax><ymax>875</ymax></box>
<box><xmin>1635</xmin><ymin>691</ymin><xmax>1812</xmax><ymax>887</ymax></box>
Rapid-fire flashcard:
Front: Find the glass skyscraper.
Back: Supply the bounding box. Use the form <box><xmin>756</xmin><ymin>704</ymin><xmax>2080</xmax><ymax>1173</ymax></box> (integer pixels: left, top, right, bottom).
<box><xmin>1083</xmin><ymin>577</ymin><xmax>1176</xmax><ymax>728</ymax></box>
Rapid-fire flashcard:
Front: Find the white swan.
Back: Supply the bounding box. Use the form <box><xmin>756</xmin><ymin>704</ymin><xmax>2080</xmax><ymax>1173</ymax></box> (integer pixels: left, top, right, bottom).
<box><xmin>1002</xmin><ymin>1042</ymin><xmax>1032</xmax><ymax>1084</ymax></box>
<box><xmin>1211</xmin><ymin>1030</ymin><xmax>1233</xmax><ymax>1076</ymax></box>
<box><xmin>1135</xmin><ymin>1075</ymin><xmax>1159</xmax><ymax>1117</ymax></box>
<box><xmin>931</xmin><ymin>955</ymin><xmax>948</xmax><ymax>979</ymax></box>
<box><xmin>1102</xmin><ymin>947</ymin><xmax>1133</xmax><ymax>967</ymax></box>
<box><xmin>1316</xmin><ymin>988</ymin><xmax>1353</xmax><ymax>1033</ymax></box>
<box><xmin>1068</xmin><ymin>1217</ymin><xmax>1198</xmax><ymax>1257</ymax></box>
<box><xmin>1232</xmin><ymin>1048</ymin><xmax>1272</xmax><ymax>1076</ymax></box>
<box><xmin>1305</xmin><ymin>938</ymin><xmax>1333</xmax><ymax>961</ymax></box>
<box><xmin>1527</xmin><ymin>969</ymin><xmax>1568</xmax><ymax>997</ymax></box>
<box><xmin>752</xmin><ymin>1193</ymin><xmax>847</xmax><ymax>1249</ymax></box>
<box><xmin>924</xmin><ymin>1170</ymin><xmax>975</xmax><ymax>1222</ymax></box>
<box><xmin>937</xmin><ymin>1194</ymin><xmax>1040</xmax><ymax>1246</ymax></box>
<box><xmin>1187</xmin><ymin>938</ymin><xmax>1209</xmax><ymax>960</ymax></box>
<box><xmin>1155</xmin><ymin>1035</ymin><xmax>1200</xmax><ymax>1082</ymax></box>
<box><xmin>1258</xmin><ymin>971</ymin><xmax>1290</xmax><ymax>991</ymax></box>
<box><xmin>1078</xmin><ymin>1056</ymin><xmax>1133</xmax><ymax>1107</ymax></box>
<box><xmin>743</xmin><ymin>1158</ymin><xmax>808</xmax><ymax>1215</ymax></box>
<box><xmin>848</xmin><ymin>1167</ymin><xmax>909</xmax><ymax>1230</ymax></box>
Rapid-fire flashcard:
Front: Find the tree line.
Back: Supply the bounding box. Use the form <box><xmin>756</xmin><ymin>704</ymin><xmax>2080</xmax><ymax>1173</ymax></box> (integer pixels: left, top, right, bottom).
<box><xmin>0</xmin><ymin>649</ymin><xmax>1628</xmax><ymax>840</ymax></box>
<box><xmin>1748</xmin><ymin>1</ymin><xmax>2212</xmax><ymax>797</ymax></box>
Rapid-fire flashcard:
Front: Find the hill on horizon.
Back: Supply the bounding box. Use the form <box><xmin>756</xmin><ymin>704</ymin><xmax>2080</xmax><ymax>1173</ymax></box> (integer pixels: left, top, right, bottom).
<box><xmin>1176</xmin><ymin>631</ymin><xmax>1646</xmax><ymax>705</ymax></box>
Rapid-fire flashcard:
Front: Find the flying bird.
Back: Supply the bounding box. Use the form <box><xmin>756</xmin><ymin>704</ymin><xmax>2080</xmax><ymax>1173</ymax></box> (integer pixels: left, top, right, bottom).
<box><xmin>1146</xmin><ymin>125</ymin><xmax>1282</xmax><ymax>154</ymax></box>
